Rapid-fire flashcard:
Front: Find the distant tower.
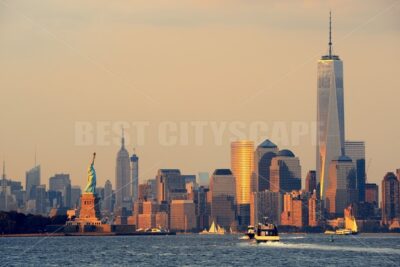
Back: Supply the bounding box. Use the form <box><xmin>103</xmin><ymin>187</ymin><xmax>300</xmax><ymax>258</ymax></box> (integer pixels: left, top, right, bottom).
<box><xmin>130</xmin><ymin>149</ymin><xmax>139</xmax><ymax>202</ymax></box>
<box><xmin>344</xmin><ymin>141</ymin><xmax>366</xmax><ymax>202</ymax></box>
<box><xmin>381</xmin><ymin>172</ymin><xmax>400</xmax><ymax>225</ymax></box>
<box><xmin>26</xmin><ymin>165</ymin><xmax>41</xmax><ymax>200</ymax></box>
<box><xmin>269</xmin><ymin>150</ymin><xmax>302</xmax><ymax>194</ymax></box>
<box><xmin>210</xmin><ymin>169</ymin><xmax>236</xmax><ymax>229</ymax></box>
<box><xmin>325</xmin><ymin>156</ymin><xmax>356</xmax><ymax>216</ymax></box>
<box><xmin>115</xmin><ymin>128</ymin><xmax>131</xmax><ymax>215</ymax></box>
<box><xmin>305</xmin><ymin>170</ymin><xmax>317</xmax><ymax>194</ymax></box>
<box><xmin>254</xmin><ymin>139</ymin><xmax>278</xmax><ymax>191</ymax></box>
<box><xmin>2</xmin><ymin>160</ymin><xmax>7</xmax><ymax>211</ymax></box>
<box><xmin>317</xmin><ymin>12</ymin><xmax>346</xmax><ymax>201</ymax></box>
<box><xmin>103</xmin><ymin>180</ymin><xmax>113</xmax><ymax>213</ymax></box>
<box><xmin>231</xmin><ymin>140</ymin><xmax>255</xmax><ymax>228</ymax></box>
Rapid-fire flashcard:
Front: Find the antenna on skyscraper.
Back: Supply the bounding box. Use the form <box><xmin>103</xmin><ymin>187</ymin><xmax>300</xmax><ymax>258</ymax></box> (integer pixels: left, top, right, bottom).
<box><xmin>329</xmin><ymin>11</ymin><xmax>332</xmax><ymax>58</ymax></box>
<box><xmin>34</xmin><ymin>146</ymin><xmax>37</xmax><ymax>167</ymax></box>
<box><xmin>2</xmin><ymin>159</ymin><xmax>5</xmax><ymax>179</ymax></box>
<box><xmin>121</xmin><ymin>126</ymin><xmax>125</xmax><ymax>147</ymax></box>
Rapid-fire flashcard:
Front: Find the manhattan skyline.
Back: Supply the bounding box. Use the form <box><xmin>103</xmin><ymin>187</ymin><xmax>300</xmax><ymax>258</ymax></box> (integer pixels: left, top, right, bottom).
<box><xmin>0</xmin><ymin>1</ymin><xmax>399</xmax><ymax>189</ymax></box>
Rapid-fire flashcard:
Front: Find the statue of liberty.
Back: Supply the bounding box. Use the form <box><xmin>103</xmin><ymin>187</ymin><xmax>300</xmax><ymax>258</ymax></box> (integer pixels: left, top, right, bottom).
<box><xmin>84</xmin><ymin>152</ymin><xmax>96</xmax><ymax>194</ymax></box>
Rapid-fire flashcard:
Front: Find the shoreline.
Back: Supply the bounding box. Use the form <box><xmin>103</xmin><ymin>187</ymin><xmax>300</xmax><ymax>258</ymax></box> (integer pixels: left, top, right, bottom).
<box><xmin>1</xmin><ymin>232</ymin><xmax>399</xmax><ymax>238</ymax></box>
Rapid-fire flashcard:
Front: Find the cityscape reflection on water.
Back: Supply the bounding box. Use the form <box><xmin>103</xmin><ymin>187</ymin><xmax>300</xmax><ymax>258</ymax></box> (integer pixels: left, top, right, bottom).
<box><xmin>1</xmin><ymin>234</ymin><xmax>399</xmax><ymax>266</ymax></box>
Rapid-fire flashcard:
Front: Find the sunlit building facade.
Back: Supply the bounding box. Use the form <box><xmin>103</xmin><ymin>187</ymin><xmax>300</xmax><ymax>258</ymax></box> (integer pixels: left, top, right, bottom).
<box><xmin>316</xmin><ymin>15</ymin><xmax>345</xmax><ymax>202</ymax></box>
<box><xmin>170</xmin><ymin>200</ymin><xmax>196</xmax><ymax>232</ymax></box>
<box><xmin>231</xmin><ymin>140</ymin><xmax>255</xmax><ymax>227</ymax></box>
<box><xmin>325</xmin><ymin>156</ymin><xmax>356</xmax><ymax>216</ymax></box>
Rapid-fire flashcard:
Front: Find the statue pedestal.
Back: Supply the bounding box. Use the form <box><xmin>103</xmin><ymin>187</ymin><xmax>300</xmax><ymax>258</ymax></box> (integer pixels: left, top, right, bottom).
<box><xmin>65</xmin><ymin>193</ymin><xmax>103</xmax><ymax>232</ymax></box>
<box><xmin>79</xmin><ymin>193</ymin><xmax>101</xmax><ymax>221</ymax></box>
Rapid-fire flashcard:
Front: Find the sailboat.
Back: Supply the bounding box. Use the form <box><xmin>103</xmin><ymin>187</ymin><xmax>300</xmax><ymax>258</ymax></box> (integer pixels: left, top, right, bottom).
<box><xmin>325</xmin><ymin>205</ymin><xmax>358</xmax><ymax>235</ymax></box>
<box><xmin>199</xmin><ymin>221</ymin><xmax>225</xmax><ymax>235</ymax></box>
<box><xmin>336</xmin><ymin>213</ymin><xmax>358</xmax><ymax>235</ymax></box>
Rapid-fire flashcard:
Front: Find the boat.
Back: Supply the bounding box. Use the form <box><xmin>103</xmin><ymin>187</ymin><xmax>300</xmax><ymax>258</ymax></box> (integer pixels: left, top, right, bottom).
<box><xmin>324</xmin><ymin>230</ymin><xmax>335</xmax><ymax>235</ymax></box>
<box><xmin>254</xmin><ymin>220</ymin><xmax>280</xmax><ymax>243</ymax></box>
<box><xmin>244</xmin><ymin>225</ymin><xmax>255</xmax><ymax>239</ymax></box>
<box><xmin>324</xmin><ymin>205</ymin><xmax>358</xmax><ymax>235</ymax></box>
<box><xmin>199</xmin><ymin>221</ymin><xmax>225</xmax><ymax>235</ymax></box>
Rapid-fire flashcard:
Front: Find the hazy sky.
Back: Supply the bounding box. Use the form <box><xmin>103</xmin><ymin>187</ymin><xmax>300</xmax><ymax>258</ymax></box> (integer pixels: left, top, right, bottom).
<box><xmin>0</xmin><ymin>0</ymin><xmax>399</xmax><ymax>190</ymax></box>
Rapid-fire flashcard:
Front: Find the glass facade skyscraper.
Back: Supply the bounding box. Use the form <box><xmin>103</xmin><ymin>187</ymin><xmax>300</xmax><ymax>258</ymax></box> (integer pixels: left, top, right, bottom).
<box><xmin>231</xmin><ymin>140</ymin><xmax>255</xmax><ymax>227</ymax></box>
<box><xmin>316</xmin><ymin>13</ymin><xmax>345</xmax><ymax>201</ymax></box>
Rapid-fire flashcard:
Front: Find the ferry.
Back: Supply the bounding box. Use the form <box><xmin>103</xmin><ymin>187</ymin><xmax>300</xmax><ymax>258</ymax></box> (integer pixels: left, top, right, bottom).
<box><xmin>254</xmin><ymin>221</ymin><xmax>280</xmax><ymax>243</ymax></box>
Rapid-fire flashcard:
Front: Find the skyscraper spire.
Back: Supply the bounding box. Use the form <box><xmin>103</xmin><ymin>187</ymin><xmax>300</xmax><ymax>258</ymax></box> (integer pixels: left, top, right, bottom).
<box><xmin>2</xmin><ymin>160</ymin><xmax>5</xmax><ymax>180</ymax></box>
<box><xmin>34</xmin><ymin>146</ymin><xmax>37</xmax><ymax>167</ymax></box>
<box><xmin>121</xmin><ymin>127</ymin><xmax>125</xmax><ymax>148</ymax></box>
<box><xmin>329</xmin><ymin>11</ymin><xmax>332</xmax><ymax>58</ymax></box>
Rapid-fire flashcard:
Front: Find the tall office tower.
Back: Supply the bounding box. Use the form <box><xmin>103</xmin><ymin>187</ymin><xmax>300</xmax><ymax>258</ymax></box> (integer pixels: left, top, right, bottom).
<box><xmin>198</xmin><ymin>172</ymin><xmax>209</xmax><ymax>187</ymax></box>
<box><xmin>130</xmin><ymin>151</ymin><xmax>139</xmax><ymax>202</ymax></box>
<box><xmin>281</xmin><ymin>191</ymin><xmax>309</xmax><ymax>227</ymax></box>
<box><xmin>345</xmin><ymin>141</ymin><xmax>366</xmax><ymax>202</ymax></box>
<box><xmin>308</xmin><ymin>191</ymin><xmax>322</xmax><ymax>227</ymax></box>
<box><xmin>209</xmin><ymin>169</ymin><xmax>236</xmax><ymax>229</ymax></box>
<box><xmin>270</xmin><ymin>150</ymin><xmax>302</xmax><ymax>193</ymax></box>
<box><xmin>26</xmin><ymin>165</ymin><xmax>40</xmax><ymax>200</ymax></box>
<box><xmin>136</xmin><ymin>200</ymin><xmax>158</xmax><ymax>229</ymax></box>
<box><xmin>255</xmin><ymin>139</ymin><xmax>278</xmax><ymax>191</ymax></box>
<box><xmin>325</xmin><ymin>156</ymin><xmax>356</xmax><ymax>216</ymax></box>
<box><xmin>138</xmin><ymin>183</ymin><xmax>152</xmax><ymax>201</ymax></box>
<box><xmin>115</xmin><ymin>129</ymin><xmax>132</xmax><ymax>215</ymax></box>
<box><xmin>155</xmin><ymin>169</ymin><xmax>186</xmax><ymax>203</ymax></box>
<box><xmin>48</xmin><ymin>190</ymin><xmax>62</xmax><ymax>209</ymax></box>
<box><xmin>70</xmin><ymin>186</ymin><xmax>81</xmax><ymax>208</ymax></box>
<box><xmin>365</xmin><ymin>183</ymin><xmax>379</xmax><ymax>209</ymax></box>
<box><xmin>231</xmin><ymin>140</ymin><xmax>255</xmax><ymax>227</ymax></box>
<box><xmin>305</xmin><ymin>170</ymin><xmax>317</xmax><ymax>194</ymax></box>
<box><xmin>381</xmin><ymin>172</ymin><xmax>400</xmax><ymax>225</ymax></box>
<box><xmin>49</xmin><ymin>173</ymin><xmax>71</xmax><ymax>208</ymax></box>
<box><xmin>35</xmin><ymin>184</ymin><xmax>47</xmax><ymax>215</ymax></box>
<box><xmin>196</xmin><ymin>186</ymin><xmax>210</xmax><ymax>230</ymax></box>
<box><xmin>170</xmin><ymin>200</ymin><xmax>197</xmax><ymax>232</ymax></box>
<box><xmin>103</xmin><ymin>180</ymin><xmax>113</xmax><ymax>213</ymax></box>
<box><xmin>250</xmin><ymin>190</ymin><xmax>281</xmax><ymax>226</ymax></box>
<box><xmin>1</xmin><ymin>161</ymin><xmax>8</xmax><ymax>211</ymax></box>
<box><xmin>316</xmin><ymin>13</ymin><xmax>346</xmax><ymax>201</ymax></box>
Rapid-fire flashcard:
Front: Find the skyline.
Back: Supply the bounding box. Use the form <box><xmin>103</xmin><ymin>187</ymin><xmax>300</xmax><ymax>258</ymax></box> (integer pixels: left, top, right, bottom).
<box><xmin>1</xmin><ymin>1</ymin><xmax>400</xmax><ymax>189</ymax></box>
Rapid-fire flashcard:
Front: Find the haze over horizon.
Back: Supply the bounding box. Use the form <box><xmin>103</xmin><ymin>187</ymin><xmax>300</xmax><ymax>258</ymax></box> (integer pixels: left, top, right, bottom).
<box><xmin>1</xmin><ymin>0</ymin><xmax>399</xmax><ymax>189</ymax></box>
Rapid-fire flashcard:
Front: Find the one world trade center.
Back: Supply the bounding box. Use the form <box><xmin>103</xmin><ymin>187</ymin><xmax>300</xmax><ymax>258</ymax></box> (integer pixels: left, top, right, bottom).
<box><xmin>316</xmin><ymin>13</ymin><xmax>345</xmax><ymax>201</ymax></box>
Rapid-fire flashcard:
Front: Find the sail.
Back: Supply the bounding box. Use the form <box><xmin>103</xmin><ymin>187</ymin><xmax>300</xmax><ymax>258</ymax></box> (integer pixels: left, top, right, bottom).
<box><xmin>345</xmin><ymin>215</ymin><xmax>358</xmax><ymax>232</ymax></box>
<box><xmin>209</xmin><ymin>221</ymin><xmax>217</xmax><ymax>233</ymax></box>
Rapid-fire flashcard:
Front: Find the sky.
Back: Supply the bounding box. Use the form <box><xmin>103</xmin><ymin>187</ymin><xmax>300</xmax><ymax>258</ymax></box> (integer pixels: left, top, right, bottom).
<box><xmin>0</xmin><ymin>0</ymin><xmax>399</xmax><ymax>190</ymax></box>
